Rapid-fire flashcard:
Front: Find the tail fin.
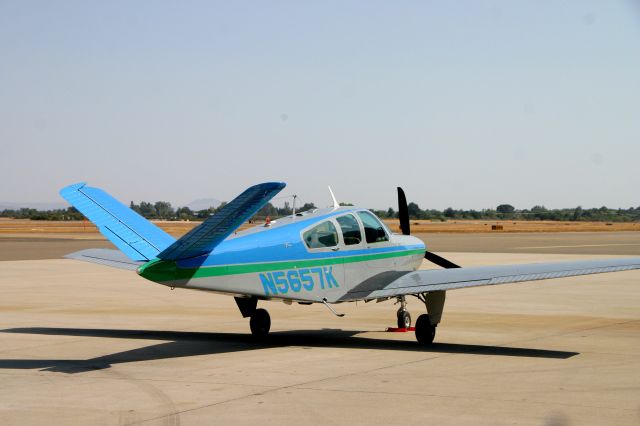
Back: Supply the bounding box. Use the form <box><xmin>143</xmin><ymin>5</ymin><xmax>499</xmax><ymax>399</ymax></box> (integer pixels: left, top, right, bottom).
<box><xmin>60</xmin><ymin>183</ymin><xmax>176</xmax><ymax>261</ymax></box>
<box><xmin>158</xmin><ymin>182</ymin><xmax>285</xmax><ymax>261</ymax></box>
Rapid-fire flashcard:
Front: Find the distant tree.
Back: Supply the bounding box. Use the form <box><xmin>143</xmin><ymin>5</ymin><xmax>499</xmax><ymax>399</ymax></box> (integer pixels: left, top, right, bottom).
<box><xmin>572</xmin><ymin>206</ymin><xmax>583</xmax><ymax>221</ymax></box>
<box><xmin>468</xmin><ymin>209</ymin><xmax>482</xmax><ymax>219</ymax></box>
<box><xmin>530</xmin><ymin>205</ymin><xmax>548</xmax><ymax>220</ymax></box>
<box><xmin>6</xmin><ymin>198</ymin><xmax>640</xmax><ymax>223</ymax></box>
<box><xmin>129</xmin><ymin>201</ymin><xmax>141</xmax><ymax>214</ymax></box>
<box><xmin>407</xmin><ymin>202</ymin><xmax>422</xmax><ymax>219</ymax></box>
<box><xmin>196</xmin><ymin>208</ymin><xmax>214</xmax><ymax>219</ymax></box>
<box><xmin>299</xmin><ymin>202</ymin><xmax>316</xmax><ymax>212</ymax></box>
<box><xmin>175</xmin><ymin>206</ymin><xmax>194</xmax><ymax>220</ymax></box>
<box><xmin>280</xmin><ymin>201</ymin><xmax>293</xmax><ymax>216</ymax></box>
<box><xmin>64</xmin><ymin>207</ymin><xmax>84</xmax><ymax>220</ymax></box>
<box><xmin>154</xmin><ymin>201</ymin><xmax>174</xmax><ymax>219</ymax></box>
<box><xmin>257</xmin><ymin>202</ymin><xmax>278</xmax><ymax>218</ymax></box>
<box><xmin>138</xmin><ymin>201</ymin><xmax>157</xmax><ymax>218</ymax></box>
<box><xmin>496</xmin><ymin>204</ymin><xmax>515</xmax><ymax>215</ymax></box>
<box><xmin>368</xmin><ymin>209</ymin><xmax>383</xmax><ymax>218</ymax></box>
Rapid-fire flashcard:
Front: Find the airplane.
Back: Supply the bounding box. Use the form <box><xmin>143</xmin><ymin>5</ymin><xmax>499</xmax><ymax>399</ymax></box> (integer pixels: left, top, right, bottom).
<box><xmin>59</xmin><ymin>182</ymin><xmax>640</xmax><ymax>345</ymax></box>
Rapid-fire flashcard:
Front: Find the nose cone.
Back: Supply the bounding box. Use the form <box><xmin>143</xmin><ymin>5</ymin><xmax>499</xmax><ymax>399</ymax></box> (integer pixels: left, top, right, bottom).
<box><xmin>393</xmin><ymin>234</ymin><xmax>426</xmax><ymax>250</ymax></box>
<box><xmin>410</xmin><ymin>235</ymin><xmax>426</xmax><ymax>250</ymax></box>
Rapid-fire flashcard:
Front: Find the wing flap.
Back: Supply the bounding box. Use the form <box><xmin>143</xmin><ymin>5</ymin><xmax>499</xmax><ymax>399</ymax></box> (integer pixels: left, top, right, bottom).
<box><xmin>341</xmin><ymin>257</ymin><xmax>640</xmax><ymax>301</ymax></box>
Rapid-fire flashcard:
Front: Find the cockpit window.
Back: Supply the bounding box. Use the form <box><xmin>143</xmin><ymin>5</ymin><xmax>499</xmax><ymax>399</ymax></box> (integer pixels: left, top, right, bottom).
<box><xmin>303</xmin><ymin>220</ymin><xmax>339</xmax><ymax>249</ymax></box>
<box><xmin>336</xmin><ymin>214</ymin><xmax>362</xmax><ymax>246</ymax></box>
<box><xmin>356</xmin><ymin>211</ymin><xmax>389</xmax><ymax>244</ymax></box>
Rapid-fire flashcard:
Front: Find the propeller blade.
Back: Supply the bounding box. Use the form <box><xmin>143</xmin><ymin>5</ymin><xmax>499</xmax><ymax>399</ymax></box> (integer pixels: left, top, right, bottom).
<box><xmin>397</xmin><ymin>187</ymin><xmax>410</xmax><ymax>235</ymax></box>
<box><xmin>424</xmin><ymin>251</ymin><xmax>461</xmax><ymax>269</ymax></box>
<box><xmin>397</xmin><ymin>187</ymin><xmax>461</xmax><ymax>269</ymax></box>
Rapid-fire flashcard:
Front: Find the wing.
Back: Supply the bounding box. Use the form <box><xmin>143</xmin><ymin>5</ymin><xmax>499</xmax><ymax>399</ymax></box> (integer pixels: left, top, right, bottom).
<box><xmin>65</xmin><ymin>248</ymin><xmax>145</xmax><ymax>271</ymax></box>
<box><xmin>157</xmin><ymin>182</ymin><xmax>286</xmax><ymax>261</ymax></box>
<box><xmin>339</xmin><ymin>257</ymin><xmax>640</xmax><ymax>301</ymax></box>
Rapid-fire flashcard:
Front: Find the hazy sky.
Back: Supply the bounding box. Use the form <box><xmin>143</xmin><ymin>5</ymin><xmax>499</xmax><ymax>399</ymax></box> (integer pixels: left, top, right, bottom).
<box><xmin>1</xmin><ymin>1</ymin><xmax>639</xmax><ymax>210</ymax></box>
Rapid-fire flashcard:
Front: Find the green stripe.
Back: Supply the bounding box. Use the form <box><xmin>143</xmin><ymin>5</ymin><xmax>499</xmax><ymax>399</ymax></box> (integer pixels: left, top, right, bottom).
<box><xmin>139</xmin><ymin>249</ymin><xmax>424</xmax><ymax>282</ymax></box>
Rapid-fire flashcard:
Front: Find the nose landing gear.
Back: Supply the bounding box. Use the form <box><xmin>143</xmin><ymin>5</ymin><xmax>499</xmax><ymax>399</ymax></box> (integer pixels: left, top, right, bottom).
<box><xmin>396</xmin><ymin>296</ymin><xmax>412</xmax><ymax>329</ymax></box>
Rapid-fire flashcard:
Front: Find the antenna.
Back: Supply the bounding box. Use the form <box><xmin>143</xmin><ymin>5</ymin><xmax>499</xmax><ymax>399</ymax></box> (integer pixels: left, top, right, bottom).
<box><xmin>292</xmin><ymin>194</ymin><xmax>297</xmax><ymax>218</ymax></box>
<box><xmin>328</xmin><ymin>186</ymin><xmax>339</xmax><ymax>210</ymax></box>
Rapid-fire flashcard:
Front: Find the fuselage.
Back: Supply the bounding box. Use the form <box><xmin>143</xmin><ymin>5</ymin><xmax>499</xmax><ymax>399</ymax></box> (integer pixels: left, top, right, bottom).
<box><xmin>138</xmin><ymin>207</ymin><xmax>426</xmax><ymax>303</ymax></box>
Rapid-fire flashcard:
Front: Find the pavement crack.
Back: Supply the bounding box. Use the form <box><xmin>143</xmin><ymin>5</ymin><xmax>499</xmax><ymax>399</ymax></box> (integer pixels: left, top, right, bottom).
<box><xmin>132</xmin><ymin>352</ymin><xmax>454</xmax><ymax>425</ymax></box>
<box><xmin>291</xmin><ymin>385</ymin><xmax>639</xmax><ymax>412</ymax></box>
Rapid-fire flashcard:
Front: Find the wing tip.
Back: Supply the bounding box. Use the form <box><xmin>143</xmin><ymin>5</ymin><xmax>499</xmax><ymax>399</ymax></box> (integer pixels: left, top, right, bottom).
<box><xmin>256</xmin><ymin>181</ymin><xmax>286</xmax><ymax>191</ymax></box>
<box><xmin>59</xmin><ymin>182</ymin><xmax>88</xmax><ymax>197</ymax></box>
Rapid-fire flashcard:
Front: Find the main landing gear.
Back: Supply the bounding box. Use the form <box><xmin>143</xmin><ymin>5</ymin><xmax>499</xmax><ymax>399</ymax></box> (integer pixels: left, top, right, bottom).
<box><xmin>396</xmin><ymin>290</ymin><xmax>445</xmax><ymax>345</ymax></box>
<box><xmin>392</xmin><ymin>296</ymin><xmax>436</xmax><ymax>345</ymax></box>
<box><xmin>249</xmin><ymin>308</ymin><xmax>270</xmax><ymax>337</ymax></box>
<box><xmin>235</xmin><ymin>296</ymin><xmax>271</xmax><ymax>338</ymax></box>
<box><xmin>414</xmin><ymin>314</ymin><xmax>436</xmax><ymax>345</ymax></box>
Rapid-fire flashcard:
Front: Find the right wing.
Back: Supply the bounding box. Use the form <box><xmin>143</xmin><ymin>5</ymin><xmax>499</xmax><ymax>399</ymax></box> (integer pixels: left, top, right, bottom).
<box><xmin>340</xmin><ymin>257</ymin><xmax>640</xmax><ymax>301</ymax></box>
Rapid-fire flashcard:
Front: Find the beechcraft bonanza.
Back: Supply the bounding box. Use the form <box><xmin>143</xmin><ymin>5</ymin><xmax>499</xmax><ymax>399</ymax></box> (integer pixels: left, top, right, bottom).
<box><xmin>60</xmin><ymin>182</ymin><xmax>640</xmax><ymax>344</ymax></box>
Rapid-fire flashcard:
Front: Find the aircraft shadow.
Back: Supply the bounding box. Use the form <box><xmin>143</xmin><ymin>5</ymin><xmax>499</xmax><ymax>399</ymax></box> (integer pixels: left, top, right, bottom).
<box><xmin>0</xmin><ymin>327</ymin><xmax>578</xmax><ymax>373</ymax></box>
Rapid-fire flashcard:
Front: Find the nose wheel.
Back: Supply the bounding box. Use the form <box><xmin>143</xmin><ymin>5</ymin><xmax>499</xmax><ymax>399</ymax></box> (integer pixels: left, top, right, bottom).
<box><xmin>397</xmin><ymin>309</ymin><xmax>412</xmax><ymax>329</ymax></box>
<box><xmin>249</xmin><ymin>308</ymin><xmax>271</xmax><ymax>338</ymax></box>
<box><xmin>395</xmin><ymin>295</ymin><xmax>412</xmax><ymax>329</ymax></box>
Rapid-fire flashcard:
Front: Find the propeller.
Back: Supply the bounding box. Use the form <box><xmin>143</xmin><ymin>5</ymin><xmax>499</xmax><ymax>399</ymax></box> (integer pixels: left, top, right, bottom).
<box><xmin>397</xmin><ymin>187</ymin><xmax>461</xmax><ymax>269</ymax></box>
<box><xmin>398</xmin><ymin>187</ymin><xmax>410</xmax><ymax>236</ymax></box>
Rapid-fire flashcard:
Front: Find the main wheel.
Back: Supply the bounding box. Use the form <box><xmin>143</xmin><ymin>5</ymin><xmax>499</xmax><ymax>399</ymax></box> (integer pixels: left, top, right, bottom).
<box><xmin>415</xmin><ymin>314</ymin><xmax>436</xmax><ymax>345</ymax></box>
<box><xmin>397</xmin><ymin>309</ymin><xmax>412</xmax><ymax>329</ymax></box>
<box><xmin>249</xmin><ymin>308</ymin><xmax>271</xmax><ymax>338</ymax></box>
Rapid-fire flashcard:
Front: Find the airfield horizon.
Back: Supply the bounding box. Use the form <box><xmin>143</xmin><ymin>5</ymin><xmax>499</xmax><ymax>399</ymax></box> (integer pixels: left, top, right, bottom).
<box><xmin>1</xmin><ymin>218</ymin><xmax>639</xmax><ymax>238</ymax></box>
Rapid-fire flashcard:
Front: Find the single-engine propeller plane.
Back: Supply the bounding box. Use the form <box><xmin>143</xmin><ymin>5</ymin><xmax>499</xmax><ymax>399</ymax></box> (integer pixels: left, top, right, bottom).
<box><xmin>60</xmin><ymin>182</ymin><xmax>640</xmax><ymax>344</ymax></box>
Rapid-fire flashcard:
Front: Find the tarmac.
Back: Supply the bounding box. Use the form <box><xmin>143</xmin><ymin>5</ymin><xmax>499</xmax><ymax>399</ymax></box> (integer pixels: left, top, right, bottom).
<box><xmin>0</xmin><ymin>233</ymin><xmax>639</xmax><ymax>425</ymax></box>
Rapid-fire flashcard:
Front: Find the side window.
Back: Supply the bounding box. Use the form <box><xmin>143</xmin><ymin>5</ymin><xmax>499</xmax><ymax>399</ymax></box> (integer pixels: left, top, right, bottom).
<box><xmin>336</xmin><ymin>214</ymin><xmax>362</xmax><ymax>246</ymax></box>
<box><xmin>357</xmin><ymin>211</ymin><xmax>389</xmax><ymax>244</ymax></box>
<box><xmin>303</xmin><ymin>220</ymin><xmax>339</xmax><ymax>249</ymax></box>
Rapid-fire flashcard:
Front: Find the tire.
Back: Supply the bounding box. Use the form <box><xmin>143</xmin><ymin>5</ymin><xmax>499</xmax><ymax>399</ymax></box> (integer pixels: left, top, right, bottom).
<box><xmin>415</xmin><ymin>314</ymin><xmax>436</xmax><ymax>345</ymax></box>
<box><xmin>397</xmin><ymin>310</ymin><xmax>412</xmax><ymax>329</ymax></box>
<box><xmin>249</xmin><ymin>308</ymin><xmax>271</xmax><ymax>338</ymax></box>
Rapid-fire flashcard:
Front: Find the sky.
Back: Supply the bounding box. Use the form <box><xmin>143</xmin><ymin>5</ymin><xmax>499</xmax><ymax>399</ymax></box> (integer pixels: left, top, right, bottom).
<box><xmin>1</xmin><ymin>1</ymin><xmax>639</xmax><ymax>210</ymax></box>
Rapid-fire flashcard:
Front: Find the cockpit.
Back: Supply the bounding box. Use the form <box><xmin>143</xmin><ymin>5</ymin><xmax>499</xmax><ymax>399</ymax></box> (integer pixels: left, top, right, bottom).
<box><xmin>302</xmin><ymin>210</ymin><xmax>390</xmax><ymax>250</ymax></box>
